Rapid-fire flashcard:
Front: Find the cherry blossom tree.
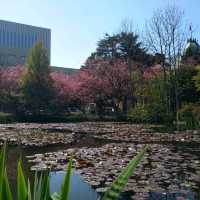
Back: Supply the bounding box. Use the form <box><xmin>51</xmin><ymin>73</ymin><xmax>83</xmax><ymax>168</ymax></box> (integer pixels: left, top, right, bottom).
<box><xmin>0</xmin><ymin>65</ymin><xmax>25</xmax><ymax>113</ymax></box>
<box><xmin>0</xmin><ymin>65</ymin><xmax>24</xmax><ymax>94</ymax></box>
<box><xmin>80</xmin><ymin>58</ymin><xmax>131</xmax><ymax>114</ymax></box>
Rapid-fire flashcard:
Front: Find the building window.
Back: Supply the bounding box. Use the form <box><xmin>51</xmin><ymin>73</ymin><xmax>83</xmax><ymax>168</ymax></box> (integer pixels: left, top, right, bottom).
<box><xmin>4</xmin><ymin>31</ymin><xmax>7</xmax><ymax>47</ymax></box>
<box><xmin>14</xmin><ymin>32</ymin><xmax>17</xmax><ymax>48</ymax></box>
<box><xmin>27</xmin><ymin>34</ymin><xmax>30</xmax><ymax>48</ymax></box>
<box><xmin>21</xmin><ymin>33</ymin><xmax>24</xmax><ymax>48</ymax></box>
<box><xmin>10</xmin><ymin>32</ymin><xmax>13</xmax><ymax>48</ymax></box>
<box><xmin>0</xmin><ymin>31</ymin><xmax>1</xmax><ymax>46</ymax></box>
<box><xmin>30</xmin><ymin>34</ymin><xmax>34</xmax><ymax>48</ymax></box>
<box><xmin>24</xmin><ymin>34</ymin><xmax>27</xmax><ymax>48</ymax></box>
<box><xmin>25</xmin><ymin>34</ymin><xmax>28</xmax><ymax>48</ymax></box>
<box><xmin>2</xmin><ymin>31</ymin><xmax>4</xmax><ymax>47</ymax></box>
<box><xmin>7</xmin><ymin>31</ymin><xmax>10</xmax><ymax>47</ymax></box>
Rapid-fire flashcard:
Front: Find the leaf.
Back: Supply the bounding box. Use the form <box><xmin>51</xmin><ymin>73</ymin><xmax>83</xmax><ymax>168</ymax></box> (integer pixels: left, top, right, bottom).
<box><xmin>101</xmin><ymin>145</ymin><xmax>148</xmax><ymax>200</ymax></box>
<box><xmin>2</xmin><ymin>168</ymin><xmax>13</xmax><ymax>200</ymax></box>
<box><xmin>17</xmin><ymin>161</ymin><xmax>28</xmax><ymax>200</ymax></box>
<box><xmin>0</xmin><ymin>143</ymin><xmax>6</xmax><ymax>200</ymax></box>
<box><xmin>27</xmin><ymin>180</ymin><xmax>32</xmax><ymax>200</ymax></box>
<box><xmin>40</xmin><ymin>171</ymin><xmax>51</xmax><ymax>200</ymax></box>
<box><xmin>33</xmin><ymin>172</ymin><xmax>39</xmax><ymax>200</ymax></box>
<box><xmin>60</xmin><ymin>158</ymin><xmax>73</xmax><ymax>200</ymax></box>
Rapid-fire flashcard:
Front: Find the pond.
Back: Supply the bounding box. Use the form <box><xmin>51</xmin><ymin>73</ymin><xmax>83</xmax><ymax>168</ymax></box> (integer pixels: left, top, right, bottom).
<box><xmin>6</xmin><ymin>138</ymin><xmax>104</xmax><ymax>200</ymax></box>
<box><xmin>2</xmin><ymin>123</ymin><xmax>200</xmax><ymax>200</ymax></box>
<box><xmin>5</xmin><ymin>143</ymin><xmax>200</xmax><ymax>200</ymax></box>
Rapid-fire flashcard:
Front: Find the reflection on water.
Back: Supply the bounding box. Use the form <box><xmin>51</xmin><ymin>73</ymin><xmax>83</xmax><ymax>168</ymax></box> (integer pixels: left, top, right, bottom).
<box><xmin>5</xmin><ymin>139</ymin><xmax>103</xmax><ymax>200</ymax></box>
<box><xmin>50</xmin><ymin>171</ymin><xmax>99</xmax><ymax>200</ymax></box>
<box><xmin>4</xmin><ymin>138</ymin><xmax>200</xmax><ymax>200</ymax></box>
<box><xmin>147</xmin><ymin>192</ymin><xmax>196</xmax><ymax>200</ymax></box>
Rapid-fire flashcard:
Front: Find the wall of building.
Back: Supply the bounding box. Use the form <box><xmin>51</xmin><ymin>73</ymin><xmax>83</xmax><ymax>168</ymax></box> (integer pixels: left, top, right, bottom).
<box><xmin>0</xmin><ymin>20</ymin><xmax>51</xmax><ymax>67</ymax></box>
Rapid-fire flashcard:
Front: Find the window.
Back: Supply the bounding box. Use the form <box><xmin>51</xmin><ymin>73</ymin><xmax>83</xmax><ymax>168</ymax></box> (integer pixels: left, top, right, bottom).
<box><xmin>0</xmin><ymin>31</ymin><xmax>1</xmax><ymax>46</ymax></box>
<box><xmin>14</xmin><ymin>32</ymin><xmax>17</xmax><ymax>48</ymax></box>
<box><xmin>25</xmin><ymin>34</ymin><xmax>28</xmax><ymax>48</ymax></box>
<box><xmin>2</xmin><ymin>31</ymin><xmax>5</xmax><ymax>47</ymax></box>
<box><xmin>27</xmin><ymin>34</ymin><xmax>30</xmax><ymax>48</ymax></box>
<box><xmin>21</xmin><ymin>33</ymin><xmax>24</xmax><ymax>48</ymax></box>
<box><xmin>7</xmin><ymin>31</ymin><xmax>10</xmax><ymax>47</ymax></box>
<box><xmin>31</xmin><ymin>34</ymin><xmax>34</xmax><ymax>47</ymax></box>
<box><xmin>24</xmin><ymin>34</ymin><xmax>27</xmax><ymax>48</ymax></box>
<box><xmin>3</xmin><ymin>31</ymin><xmax>6</xmax><ymax>47</ymax></box>
<box><xmin>10</xmin><ymin>32</ymin><xmax>13</xmax><ymax>48</ymax></box>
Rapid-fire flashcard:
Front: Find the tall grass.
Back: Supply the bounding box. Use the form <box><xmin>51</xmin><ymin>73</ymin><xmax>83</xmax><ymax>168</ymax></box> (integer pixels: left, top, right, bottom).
<box><xmin>0</xmin><ymin>144</ymin><xmax>147</xmax><ymax>200</ymax></box>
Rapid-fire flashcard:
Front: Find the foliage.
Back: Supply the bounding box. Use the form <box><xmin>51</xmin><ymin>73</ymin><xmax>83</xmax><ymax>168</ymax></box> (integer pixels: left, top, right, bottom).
<box><xmin>102</xmin><ymin>145</ymin><xmax>147</xmax><ymax>200</ymax></box>
<box><xmin>80</xmin><ymin>59</ymin><xmax>131</xmax><ymax>116</ymax></box>
<box><xmin>0</xmin><ymin>65</ymin><xmax>24</xmax><ymax>94</ymax></box>
<box><xmin>0</xmin><ymin>66</ymin><xmax>24</xmax><ymax>115</ymax></box>
<box><xmin>51</xmin><ymin>72</ymin><xmax>80</xmax><ymax>110</ymax></box>
<box><xmin>128</xmin><ymin>104</ymin><xmax>149</xmax><ymax>123</ymax></box>
<box><xmin>193</xmin><ymin>66</ymin><xmax>200</xmax><ymax>92</ymax></box>
<box><xmin>93</xmin><ymin>32</ymin><xmax>152</xmax><ymax>66</ymax></box>
<box><xmin>128</xmin><ymin>103</ymin><xmax>173</xmax><ymax>124</ymax></box>
<box><xmin>177</xmin><ymin>66</ymin><xmax>200</xmax><ymax>105</ymax></box>
<box><xmin>21</xmin><ymin>42</ymin><xmax>55</xmax><ymax>117</ymax></box>
<box><xmin>178</xmin><ymin>103</ymin><xmax>200</xmax><ymax>129</ymax></box>
<box><xmin>0</xmin><ymin>112</ymin><xmax>13</xmax><ymax>123</ymax></box>
<box><xmin>129</xmin><ymin>71</ymin><xmax>174</xmax><ymax>124</ymax></box>
<box><xmin>0</xmin><ymin>144</ymin><xmax>73</xmax><ymax>200</ymax></box>
<box><xmin>0</xmin><ymin>144</ymin><xmax>147</xmax><ymax>200</ymax></box>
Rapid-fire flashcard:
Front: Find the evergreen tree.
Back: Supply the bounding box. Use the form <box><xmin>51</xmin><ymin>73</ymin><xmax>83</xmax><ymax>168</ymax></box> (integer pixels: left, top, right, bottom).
<box><xmin>21</xmin><ymin>42</ymin><xmax>55</xmax><ymax>118</ymax></box>
<box><xmin>94</xmin><ymin>32</ymin><xmax>149</xmax><ymax>64</ymax></box>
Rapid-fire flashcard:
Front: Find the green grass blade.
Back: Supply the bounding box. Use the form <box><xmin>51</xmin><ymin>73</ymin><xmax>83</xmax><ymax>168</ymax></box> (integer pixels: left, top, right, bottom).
<box><xmin>40</xmin><ymin>171</ymin><xmax>51</xmax><ymax>200</ymax></box>
<box><xmin>101</xmin><ymin>145</ymin><xmax>148</xmax><ymax>200</ymax></box>
<box><xmin>34</xmin><ymin>173</ymin><xmax>43</xmax><ymax>200</ymax></box>
<box><xmin>33</xmin><ymin>172</ymin><xmax>39</xmax><ymax>200</ymax></box>
<box><xmin>27</xmin><ymin>180</ymin><xmax>32</xmax><ymax>200</ymax></box>
<box><xmin>60</xmin><ymin>158</ymin><xmax>73</xmax><ymax>200</ymax></box>
<box><xmin>0</xmin><ymin>143</ymin><xmax>6</xmax><ymax>200</ymax></box>
<box><xmin>17</xmin><ymin>161</ymin><xmax>28</xmax><ymax>200</ymax></box>
<box><xmin>2</xmin><ymin>168</ymin><xmax>13</xmax><ymax>200</ymax></box>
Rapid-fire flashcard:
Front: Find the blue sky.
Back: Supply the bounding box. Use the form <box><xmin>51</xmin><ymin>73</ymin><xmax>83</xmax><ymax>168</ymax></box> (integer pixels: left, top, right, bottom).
<box><xmin>0</xmin><ymin>0</ymin><xmax>200</xmax><ymax>68</ymax></box>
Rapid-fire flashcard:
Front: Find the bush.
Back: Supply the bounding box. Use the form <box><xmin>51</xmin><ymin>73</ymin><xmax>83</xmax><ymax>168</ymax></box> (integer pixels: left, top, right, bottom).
<box><xmin>146</xmin><ymin>103</ymin><xmax>174</xmax><ymax>124</ymax></box>
<box><xmin>128</xmin><ymin>104</ymin><xmax>150</xmax><ymax>123</ymax></box>
<box><xmin>178</xmin><ymin>103</ymin><xmax>200</xmax><ymax>129</ymax></box>
<box><xmin>128</xmin><ymin>103</ymin><xmax>174</xmax><ymax>124</ymax></box>
<box><xmin>0</xmin><ymin>112</ymin><xmax>13</xmax><ymax>123</ymax></box>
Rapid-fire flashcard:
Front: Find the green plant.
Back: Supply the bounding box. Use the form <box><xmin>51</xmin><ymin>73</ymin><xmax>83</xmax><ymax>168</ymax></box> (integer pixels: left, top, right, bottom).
<box><xmin>102</xmin><ymin>145</ymin><xmax>148</xmax><ymax>200</ymax></box>
<box><xmin>0</xmin><ymin>112</ymin><xmax>13</xmax><ymax>123</ymax></box>
<box><xmin>128</xmin><ymin>104</ymin><xmax>149</xmax><ymax>123</ymax></box>
<box><xmin>0</xmin><ymin>144</ymin><xmax>147</xmax><ymax>200</ymax></box>
<box><xmin>178</xmin><ymin>103</ymin><xmax>200</xmax><ymax>129</ymax></box>
<box><xmin>21</xmin><ymin>42</ymin><xmax>55</xmax><ymax>118</ymax></box>
<box><xmin>0</xmin><ymin>143</ymin><xmax>72</xmax><ymax>200</ymax></box>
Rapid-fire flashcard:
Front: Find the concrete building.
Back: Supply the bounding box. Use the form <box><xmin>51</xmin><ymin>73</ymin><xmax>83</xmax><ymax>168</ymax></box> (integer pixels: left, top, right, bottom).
<box><xmin>0</xmin><ymin>19</ymin><xmax>51</xmax><ymax>67</ymax></box>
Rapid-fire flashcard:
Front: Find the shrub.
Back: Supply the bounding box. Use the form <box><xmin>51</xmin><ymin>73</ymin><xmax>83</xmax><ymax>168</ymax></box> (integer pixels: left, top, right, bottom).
<box><xmin>128</xmin><ymin>104</ymin><xmax>149</xmax><ymax>123</ymax></box>
<box><xmin>146</xmin><ymin>103</ymin><xmax>174</xmax><ymax>124</ymax></box>
<box><xmin>128</xmin><ymin>103</ymin><xmax>174</xmax><ymax>124</ymax></box>
<box><xmin>178</xmin><ymin>103</ymin><xmax>200</xmax><ymax>129</ymax></box>
<box><xmin>0</xmin><ymin>112</ymin><xmax>13</xmax><ymax>123</ymax></box>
